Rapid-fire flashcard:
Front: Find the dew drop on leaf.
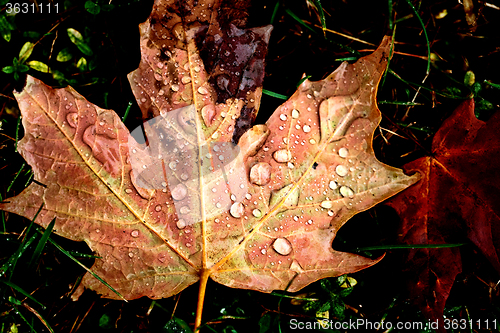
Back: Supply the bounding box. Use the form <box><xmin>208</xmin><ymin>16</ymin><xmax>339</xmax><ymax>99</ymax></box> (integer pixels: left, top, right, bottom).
<box><xmin>272</xmin><ymin>237</ymin><xmax>292</xmax><ymax>255</ymax></box>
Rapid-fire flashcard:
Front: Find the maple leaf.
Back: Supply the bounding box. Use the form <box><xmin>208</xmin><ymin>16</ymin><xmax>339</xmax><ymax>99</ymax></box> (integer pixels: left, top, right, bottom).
<box><xmin>385</xmin><ymin>99</ymin><xmax>500</xmax><ymax>326</ymax></box>
<box><xmin>0</xmin><ymin>0</ymin><xmax>419</xmax><ymax>329</ymax></box>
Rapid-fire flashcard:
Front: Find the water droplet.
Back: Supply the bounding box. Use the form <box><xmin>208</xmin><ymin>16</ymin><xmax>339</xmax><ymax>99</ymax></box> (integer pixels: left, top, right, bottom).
<box><xmin>338</xmin><ymin>147</ymin><xmax>349</xmax><ymax>158</ymax></box>
<box><xmin>273</xmin><ymin>237</ymin><xmax>292</xmax><ymax>255</ymax></box>
<box><xmin>261</xmin><ymin>249</ymin><xmax>267</xmax><ymax>255</ymax></box>
<box><xmin>180</xmin><ymin>206</ymin><xmax>190</xmax><ymax>214</ymax></box>
<box><xmin>250</xmin><ymin>162</ymin><xmax>271</xmax><ymax>186</ymax></box>
<box><xmin>292</xmin><ymin>109</ymin><xmax>300</xmax><ymax>119</ymax></box>
<box><xmin>186</xmin><ymin>242</ymin><xmax>192</xmax><ymax>247</ymax></box>
<box><xmin>252</xmin><ymin>209</ymin><xmax>262</xmax><ymax>218</ymax></box>
<box><xmin>303</xmin><ymin>125</ymin><xmax>311</xmax><ymax>133</ymax></box>
<box><xmin>171</xmin><ymin>183</ymin><xmax>187</xmax><ymax>201</ymax></box>
<box><xmin>169</xmin><ymin>161</ymin><xmax>177</xmax><ymax>170</ymax></box>
<box><xmin>171</xmin><ymin>84</ymin><xmax>180</xmax><ymax>92</ymax></box>
<box><xmin>194</xmin><ymin>66</ymin><xmax>201</xmax><ymax>72</ymax></box>
<box><xmin>211</xmin><ymin>132</ymin><xmax>219</xmax><ymax>139</ymax></box>
<box><xmin>131</xmin><ymin>230</ymin><xmax>139</xmax><ymax>237</ymax></box>
<box><xmin>125</xmin><ymin>188</ymin><xmax>133</xmax><ymax>194</ymax></box>
<box><xmin>320</xmin><ymin>200</ymin><xmax>333</xmax><ymax>209</ymax></box>
<box><xmin>340</xmin><ymin>186</ymin><xmax>354</xmax><ymax>198</ymax></box>
<box><xmin>309</xmin><ymin>139</ymin><xmax>316</xmax><ymax>144</ymax></box>
<box><xmin>230</xmin><ymin>194</ymin><xmax>236</xmax><ymax>201</ymax></box>
<box><xmin>216</xmin><ymin>202</ymin><xmax>222</xmax><ymax>208</ymax></box>
<box><xmin>155</xmin><ymin>205</ymin><xmax>162</xmax><ymax>212</ymax></box>
<box><xmin>329</xmin><ymin>181</ymin><xmax>338</xmax><ymax>190</ymax></box>
<box><xmin>230</xmin><ymin>202</ymin><xmax>244</xmax><ymax>218</ymax></box>
<box><xmin>181</xmin><ymin>76</ymin><xmax>191</xmax><ymax>84</ymax></box>
<box><xmin>336</xmin><ymin>165</ymin><xmax>348</xmax><ymax>177</ymax></box>
<box><xmin>280</xmin><ymin>114</ymin><xmax>287</xmax><ymax>121</ymax></box>
<box><xmin>273</xmin><ymin>149</ymin><xmax>292</xmax><ymax>163</ymax></box>
<box><xmin>197</xmin><ymin>86</ymin><xmax>209</xmax><ymax>95</ymax></box>
<box><xmin>128</xmin><ymin>252</ymin><xmax>134</xmax><ymax>258</ymax></box>
<box><xmin>176</xmin><ymin>219</ymin><xmax>187</xmax><ymax>229</ymax></box>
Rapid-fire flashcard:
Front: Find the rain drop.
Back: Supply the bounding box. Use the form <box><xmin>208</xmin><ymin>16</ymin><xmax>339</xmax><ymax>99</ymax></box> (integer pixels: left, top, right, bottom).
<box><xmin>292</xmin><ymin>109</ymin><xmax>300</xmax><ymax>119</ymax></box>
<box><xmin>177</xmin><ymin>219</ymin><xmax>187</xmax><ymax>229</ymax></box>
<box><xmin>335</xmin><ymin>165</ymin><xmax>348</xmax><ymax>177</ymax></box>
<box><xmin>230</xmin><ymin>202</ymin><xmax>244</xmax><ymax>218</ymax></box>
<box><xmin>171</xmin><ymin>184</ymin><xmax>188</xmax><ymax>201</ymax></box>
<box><xmin>131</xmin><ymin>230</ymin><xmax>139</xmax><ymax>237</ymax></box>
<box><xmin>272</xmin><ymin>237</ymin><xmax>292</xmax><ymax>255</ymax></box>
<box><xmin>250</xmin><ymin>162</ymin><xmax>271</xmax><ymax>186</ymax></box>
<box><xmin>273</xmin><ymin>149</ymin><xmax>292</xmax><ymax>163</ymax></box>
<box><xmin>252</xmin><ymin>209</ymin><xmax>262</xmax><ymax>218</ymax></box>
<box><xmin>340</xmin><ymin>186</ymin><xmax>355</xmax><ymax>198</ymax></box>
<box><xmin>338</xmin><ymin>147</ymin><xmax>349</xmax><ymax>158</ymax></box>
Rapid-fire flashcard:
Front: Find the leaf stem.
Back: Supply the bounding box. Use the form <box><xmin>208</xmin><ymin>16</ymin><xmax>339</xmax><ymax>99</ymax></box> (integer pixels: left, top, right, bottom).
<box><xmin>194</xmin><ymin>269</ymin><xmax>210</xmax><ymax>331</ymax></box>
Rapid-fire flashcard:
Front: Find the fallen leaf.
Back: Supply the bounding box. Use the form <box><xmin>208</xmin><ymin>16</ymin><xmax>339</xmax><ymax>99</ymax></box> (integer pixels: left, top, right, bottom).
<box><xmin>0</xmin><ymin>0</ymin><xmax>419</xmax><ymax>329</ymax></box>
<box><xmin>385</xmin><ymin>99</ymin><xmax>500</xmax><ymax>324</ymax></box>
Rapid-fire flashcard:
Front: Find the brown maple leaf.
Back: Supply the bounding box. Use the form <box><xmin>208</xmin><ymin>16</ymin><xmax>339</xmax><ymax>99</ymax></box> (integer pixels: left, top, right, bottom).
<box><xmin>385</xmin><ymin>99</ymin><xmax>500</xmax><ymax>326</ymax></box>
<box><xmin>0</xmin><ymin>0</ymin><xmax>419</xmax><ymax>329</ymax></box>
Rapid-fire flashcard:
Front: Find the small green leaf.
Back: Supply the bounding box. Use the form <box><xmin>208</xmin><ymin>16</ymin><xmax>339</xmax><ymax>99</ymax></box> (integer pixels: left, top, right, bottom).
<box><xmin>101</xmin><ymin>4</ymin><xmax>115</xmax><ymax>11</ymax></box>
<box><xmin>51</xmin><ymin>69</ymin><xmax>65</xmax><ymax>81</ymax></box>
<box><xmin>18</xmin><ymin>64</ymin><xmax>29</xmax><ymax>73</ymax></box>
<box><xmin>2</xmin><ymin>66</ymin><xmax>14</xmax><ymax>74</ymax></box>
<box><xmin>76</xmin><ymin>57</ymin><xmax>88</xmax><ymax>71</ymax></box>
<box><xmin>85</xmin><ymin>1</ymin><xmax>101</xmax><ymax>14</ymax></box>
<box><xmin>99</xmin><ymin>313</ymin><xmax>112</xmax><ymax>329</ymax></box>
<box><xmin>19</xmin><ymin>42</ymin><xmax>34</xmax><ymax>61</ymax></box>
<box><xmin>162</xmin><ymin>317</ymin><xmax>193</xmax><ymax>333</ymax></box>
<box><xmin>27</xmin><ymin>60</ymin><xmax>49</xmax><ymax>73</ymax></box>
<box><xmin>56</xmin><ymin>48</ymin><xmax>73</xmax><ymax>62</ymax></box>
<box><xmin>23</xmin><ymin>31</ymin><xmax>41</xmax><ymax>39</ymax></box>
<box><xmin>67</xmin><ymin>28</ymin><xmax>93</xmax><ymax>56</ymax></box>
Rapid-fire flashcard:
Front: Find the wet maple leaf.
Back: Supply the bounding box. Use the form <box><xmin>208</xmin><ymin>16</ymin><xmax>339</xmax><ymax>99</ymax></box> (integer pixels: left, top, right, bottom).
<box><xmin>0</xmin><ymin>0</ymin><xmax>419</xmax><ymax>328</ymax></box>
<box><xmin>385</xmin><ymin>99</ymin><xmax>500</xmax><ymax>325</ymax></box>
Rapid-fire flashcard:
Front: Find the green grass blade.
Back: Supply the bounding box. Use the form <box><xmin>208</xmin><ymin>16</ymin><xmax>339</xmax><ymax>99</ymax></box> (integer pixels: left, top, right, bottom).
<box><xmin>0</xmin><ymin>233</ymin><xmax>38</xmax><ymax>278</ymax></box>
<box><xmin>1</xmin><ymin>279</ymin><xmax>45</xmax><ymax>309</ymax></box>
<box><xmin>0</xmin><ymin>205</ymin><xmax>44</xmax><ymax>278</ymax></box>
<box><xmin>29</xmin><ymin>218</ymin><xmax>56</xmax><ymax>269</ymax></box>
<box><xmin>354</xmin><ymin>243</ymin><xmax>465</xmax><ymax>251</ymax></box>
<box><xmin>15</xmin><ymin>115</ymin><xmax>21</xmax><ymax>152</ymax></box>
<box><xmin>7</xmin><ymin>162</ymin><xmax>26</xmax><ymax>192</ymax></box>
<box><xmin>285</xmin><ymin>9</ymin><xmax>316</xmax><ymax>34</ymax></box>
<box><xmin>404</xmin><ymin>0</ymin><xmax>430</xmax><ymax>75</ymax></box>
<box><xmin>296</xmin><ymin>75</ymin><xmax>311</xmax><ymax>87</ymax></box>
<box><xmin>311</xmin><ymin>0</ymin><xmax>326</xmax><ymax>33</ymax></box>
<box><xmin>121</xmin><ymin>101</ymin><xmax>133</xmax><ymax>122</ymax></box>
<box><xmin>9</xmin><ymin>303</ymin><xmax>38</xmax><ymax>333</ymax></box>
<box><xmin>484</xmin><ymin>80</ymin><xmax>500</xmax><ymax>89</ymax></box>
<box><xmin>378</xmin><ymin>100</ymin><xmax>423</xmax><ymax>106</ymax></box>
<box><xmin>270</xmin><ymin>1</ymin><xmax>279</xmax><ymax>25</ymax></box>
<box><xmin>262</xmin><ymin>89</ymin><xmax>288</xmax><ymax>100</ymax></box>
<box><xmin>46</xmin><ymin>237</ymin><xmax>128</xmax><ymax>301</ymax></box>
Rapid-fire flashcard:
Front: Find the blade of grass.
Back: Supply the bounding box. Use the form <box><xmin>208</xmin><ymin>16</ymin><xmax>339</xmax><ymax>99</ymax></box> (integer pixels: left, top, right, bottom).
<box><xmin>262</xmin><ymin>89</ymin><xmax>288</xmax><ymax>100</ymax></box>
<box><xmin>0</xmin><ymin>279</ymin><xmax>45</xmax><ymax>309</ymax></box>
<box><xmin>378</xmin><ymin>100</ymin><xmax>423</xmax><ymax>106</ymax></box>
<box><xmin>354</xmin><ymin>243</ymin><xmax>465</xmax><ymax>251</ymax></box>
<box><xmin>7</xmin><ymin>162</ymin><xmax>26</xmax><ymax>192</ymax></box>
<box><xmin>21</xmin><ymin>302</ymin><xmax>55</xmax><ymax>333</ymax></box>
<box><xmin>311</xmin><ymin>0</ymin><xmax>326</xmax><ymax>34</ymax></box>
<box><xmin>121</xmin><ymin>101</ymin><xmax>132</xmax><ymax>122</ymax></box>
<box><xmin>46</xmin><ymin>236</ymin><xmax>128</xmax><ymax>301</ymax></box>
<box><xmin>270</xmin><ymin>1</ymin><xmax>279</xmax><ymax>25</ymax></box>
<box><xmin>296</xmin><ymin>75</ymin><xmax>311</xmax><ymax>87</ymax></box>
<box><xmin>404</xmin><ymin>0</ymin><xmax>430</xmax><ymax>76</ymax></box>
<box><xmin>28</xmin><ymin>218</ymin><xmax>56</xmax><ymax>269</ymax></box>
<box><xmin>9</xmin><ymin>301</ymin><xmax>38</xmax><ymax>333</ymax></box>
<box><xmin>0</xmin><ymin>205</ymin><xmax>43</xmax><ymax>278</ymax></box>
<box><xmin>285</xmin><ymin>8</ymin><xmax>316</xmax><ymax>34</ymax></box>
<box><xmin>15</xmin><ymin>115</ymin><xmax>21</xmax><ymax>152</ymax></box>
